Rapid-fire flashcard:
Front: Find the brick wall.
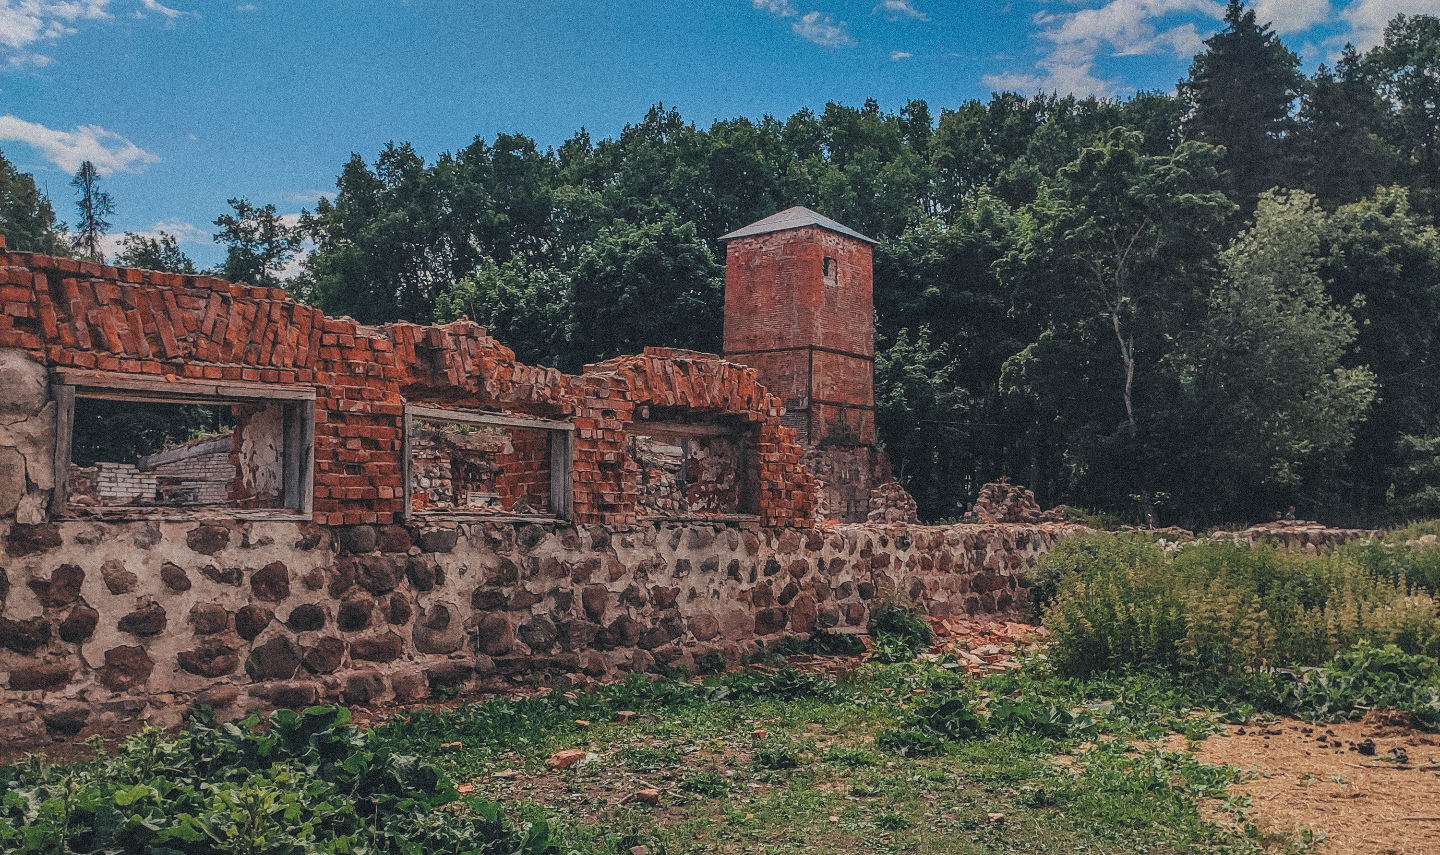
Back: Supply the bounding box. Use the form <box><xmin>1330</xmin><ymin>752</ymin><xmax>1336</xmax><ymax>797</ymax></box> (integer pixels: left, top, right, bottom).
<box><xmin>0</xmin><ymin>241</ymin><xmax>814</xmax><ymax>528</ymax></box>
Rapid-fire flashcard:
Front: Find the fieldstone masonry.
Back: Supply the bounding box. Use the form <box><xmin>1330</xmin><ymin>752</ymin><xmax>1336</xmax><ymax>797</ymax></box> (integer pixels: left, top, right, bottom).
<box><xmin>0</xmin><ymin>515</ymin><xmax>1079</xmax><ymax>749</ymax></box>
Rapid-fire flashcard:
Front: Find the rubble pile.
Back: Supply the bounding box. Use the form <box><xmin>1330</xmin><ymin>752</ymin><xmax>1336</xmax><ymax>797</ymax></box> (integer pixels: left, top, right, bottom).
<box><xmin>966</xmin><ymin>481</ymin><xmax>1067</xmax><ymax>524</ymax></box>
<box><xmin>1213</xmin><ymin>520</ymin><xmax>1380</xmax><ymax>553</ymax></box>
<box><xmin>928</xmin><ymin>617</ymin><xmax>1049</xmax><ymax>674</ymax></box>
<box><xmin>866</xmin><ymin>479</ymin><xmax>919</xmax><ymax>524</ymax></box>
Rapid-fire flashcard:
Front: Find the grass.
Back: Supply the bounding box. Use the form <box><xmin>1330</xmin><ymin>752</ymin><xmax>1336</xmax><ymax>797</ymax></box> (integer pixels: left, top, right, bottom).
<box><xmin>1</xmin><ymin>651</ymin><xmax>1367</xmax><ymax>854</ymax></box>
<box><xmin>17</xmin><ymin>525</ymin><xmax>1440</xmax><ymax>853</ymax></box>
<box><xmin>357</xmin><ymin>659</ymin><xmax>1317</xmax><ymax>855</ymax></box>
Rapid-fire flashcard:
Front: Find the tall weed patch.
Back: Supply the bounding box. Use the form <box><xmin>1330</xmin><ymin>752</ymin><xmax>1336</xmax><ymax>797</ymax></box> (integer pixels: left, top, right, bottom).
<box><xmin>1040</xmin><ymin>532</ymin><xmax>1440</xmax><ymax>676</ymax></box>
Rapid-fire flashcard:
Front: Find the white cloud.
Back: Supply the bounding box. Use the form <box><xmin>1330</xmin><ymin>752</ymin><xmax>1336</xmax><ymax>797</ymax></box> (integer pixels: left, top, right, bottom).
<box><xmin>138</xmin><ymin>0</ymin><xmax>195</xmax><ymax>20</ymax></box>
<box><xmin>0</xmin><ymin>114</ymin><xmax>159</xmax><ymax>175</ymax></box>
<box><xmin>235</xmin><ymin>2</ymin><xmax>256</xmax><ymax>9</ymax></box>
<box><xmin>1342</xmin><ymin>0</ymin><xmax>1440</xmax><ymax>50</ymax></box>
<box><xmin>874</xmin><ymin>0</ymin><xmax>928</xmax><ymax>22</ymax></box>
<box><xmin>0</xmin><ymin>0</ymin><xmax>111</xmax><ymax>65</ymax></box>
<box><xmin>992</xmin><ymin>0</ymin><xmax>1222</xmax><ymax>96</ymax></box>
<box><xmin>1253</xmin><ymin>0</ymin><xmax>1330</xmax><ymax>34</ymax></box>
<box><xmin>793</xmin><ymin>10</ymin><xmax>855</xmax><ymax>46</ymax></box>
<box><xmin>753</xmin><ymin>0</ymin><xmax>797</xmax><ymax>17</ymax></box>
<box><xmin>891</xmin><ymin>49</ymin><xmax>912</xmax><ymax>60</ymax></box>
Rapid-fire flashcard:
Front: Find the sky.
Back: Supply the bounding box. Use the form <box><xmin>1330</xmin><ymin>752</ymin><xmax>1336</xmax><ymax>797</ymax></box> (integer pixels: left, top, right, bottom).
<box><xmin>1</xmin><ymin>0</ymin><xmax>1437</xmax><ymax>269</ymax></box>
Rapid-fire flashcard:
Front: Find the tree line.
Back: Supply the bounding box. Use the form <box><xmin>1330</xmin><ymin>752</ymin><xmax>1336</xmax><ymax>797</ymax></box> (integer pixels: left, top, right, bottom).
<box><xmin>2</xmin><ymin>2</ymin><xmax>1437</xmax><ymax>527</ymax></box>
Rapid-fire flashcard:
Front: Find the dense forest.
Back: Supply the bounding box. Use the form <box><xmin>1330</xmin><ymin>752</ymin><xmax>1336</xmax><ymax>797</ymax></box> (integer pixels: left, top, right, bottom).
<box><xmin>3</xmin><ymin>3</ymin><xmax>1439</xmax><ymax>528</ymax></box>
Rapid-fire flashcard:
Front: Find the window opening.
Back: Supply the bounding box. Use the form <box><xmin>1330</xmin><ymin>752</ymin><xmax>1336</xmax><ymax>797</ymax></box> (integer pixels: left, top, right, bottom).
<box><xmin>823</xmin><ymin>256</ymin><xmax>839</xmax><ymax>287</ymax></box>
<box><xmin>403</xmin><ymin>404</ymin><xmax>572</xmax><ymax>520</ymax></box>
<box><xmin>51</xmin><ymin>371</ymin><xmax>315</xmax><ymax>518</ymax></box>
<box><xmin>628</xmin><ymin>420</ymin><xmax>758</xmax><ymax>519</ymax></box>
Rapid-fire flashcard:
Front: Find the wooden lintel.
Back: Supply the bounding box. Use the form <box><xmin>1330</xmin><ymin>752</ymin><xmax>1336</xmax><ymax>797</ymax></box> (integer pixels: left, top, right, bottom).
<box><xmin>632</xmin><ymin>421</ymin><xmax>748</xmax><ymax>438</ymax></box>
<box><xmin>53</xmin><ymin>369</ymin><xmax>315</xmax><ymax>402</ymax></box>
<box><xmin>406</xmin><ymin>404</ymin><xmax>574</xmax><ymax>432</ymax></box>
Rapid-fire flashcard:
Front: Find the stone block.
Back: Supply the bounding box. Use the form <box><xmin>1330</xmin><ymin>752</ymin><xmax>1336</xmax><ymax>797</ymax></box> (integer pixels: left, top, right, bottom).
<box><xmin>101</xmin><ymin>645</ymin><xmax>155</xmax><ymax>689</ymax></box>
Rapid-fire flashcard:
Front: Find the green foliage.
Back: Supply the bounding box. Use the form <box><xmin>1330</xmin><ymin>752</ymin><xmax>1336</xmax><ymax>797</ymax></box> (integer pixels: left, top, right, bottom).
<box><xmin>70</xmin><ymin>161</ymin><xmax>113</xmax><ymax>262</ymax></box>
<box><xmin>213</xmin><ymin>198</ymin><xmax>304</xmax><ymax>290</ymax></box>
<box><xmin>1321</xmin><ymin>186</ymin><xmax>1440</xmax><ymax>513</ymax></box>
<box><xmin>567</xmin><ymin>212</ymin><xmax>722</xmax><ymax>368</ymax></box>
<box><xmin>69</xmin><ymin>398</ymin><xmax>229</xmax><ymax>467</ymax></box>
<box><xmin>677</xmin><ymin>771</ymin><xmax>729</xmax><ymax>797</ymax></box>
<box><xmin>749</xmin><ymin>742</ymin><xmax>799</xmax><ymax>771</ymax></box>
<box><xmin>0</xmin><ymin>707</ymin><xmax>560</xmax><ymax>854</ymax></box>
<box><xmin>1181</xmin><ymin>190</ymin><xmax>1377</xmax><ymax>517</ymax></box>
<box><xmin>866</xmin><ymin>597</ymin><xmax>933</xmax><ymax>663</ymax></box>
<box><xmin>1392</xmin><ymin>434</ymin><xmax>1440</xmax><ymax>514</ymax></box>
<box><xmin>874</xmin><ymin>326</ymin><xmax>973</xmax><ymax>520</ymax></box>
<box><xmin>1040</xmin><ymin>532</ymin><xmax>1440</xmax><ymax>677</ymax></box>
<box><xmin>1181</xmin><ymin>0</ymin><xmax>1305</xmax><ymax>207</ymax></box>
<box><xmin>1364</xmin><ymin>14</ymin><xmax>1440</xmax><ymax>218</ymax></box>
<box><xmin>1256</xmin><ymin>642</ymin><xmax>1440</xmax><ymax>726</ymax></box>
<box><xmin>435</xmin><ymin>257</ymin><xmax>569</xmax><ymax>366</ymax></box>
<box><xmin>114</xmin><ymin>231</ymin><xmax>197</xmax><ymax>274</ymax></box>
<box><xmin>1030</xmin><ymin>530</ymin><xmax>1164</xmax><ymax>609</ymax></box>
<box><xmin>289</xmin><ymin>16</ymin><xmax>1440</xmax><ymax>525</ymax></box>
<box><xmin>0</xmin><ymin>146</ymin><xmax>68</xmax><ymax>255</ymax></box>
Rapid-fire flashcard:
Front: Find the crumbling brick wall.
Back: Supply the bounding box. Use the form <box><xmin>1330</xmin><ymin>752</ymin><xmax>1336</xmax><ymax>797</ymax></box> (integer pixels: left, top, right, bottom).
<box><xmin>0</xmin><ymin>239</ymin><xmax>813</xmax><ymax>527</ymax></box>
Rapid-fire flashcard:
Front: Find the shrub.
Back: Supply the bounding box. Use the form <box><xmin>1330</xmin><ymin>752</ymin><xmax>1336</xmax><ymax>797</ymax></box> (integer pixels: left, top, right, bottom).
<box><xmin>1041</xmin><ymin>532</ymin><xmax>1440</xmax><ymax>677</ymax></box>
<box><xmin>0</xmin><ymin>706</ymin><xmax>560</xmax><ymax>855</ymax></box>
<box><xmin>1254</xmin><ymin>643</ymin><xmax>1440</xmax><ymax>727</ymax></box>
<box><xmin>867</xmin><ymin>595</ymin><xmax>933</xmax><ymax>662</ymax></box>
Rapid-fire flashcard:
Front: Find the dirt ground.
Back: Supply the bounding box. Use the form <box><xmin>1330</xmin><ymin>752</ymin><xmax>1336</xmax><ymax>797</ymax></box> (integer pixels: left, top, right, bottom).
<box><xmin>1175</xmin><ymin>711</ymin><xmax>1440</xmax><ymax>855</ymax></box>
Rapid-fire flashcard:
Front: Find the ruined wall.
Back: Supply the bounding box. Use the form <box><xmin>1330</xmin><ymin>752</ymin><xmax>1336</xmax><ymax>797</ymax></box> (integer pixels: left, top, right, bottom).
<box><xmin>0</xmin><ymin>238</ymin><xmax>1088</xmax><ymax>750</ymax></box>
<box><xmin>0</xmin><ymin>241</ymin><xmax>814</xmax><ymax>527</ymax></box>
<box><xmin>0</xmin><ymin>516</ymin><xmax>1078</xmax><ymax>749</ymax></box>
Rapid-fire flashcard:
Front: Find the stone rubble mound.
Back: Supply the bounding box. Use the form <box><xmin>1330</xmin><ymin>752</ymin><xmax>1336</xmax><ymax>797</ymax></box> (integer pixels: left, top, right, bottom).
<box><xmin>965</xmin><ymin>480</ymin><xmax>1067</xmax><ymax>524</ymax></box>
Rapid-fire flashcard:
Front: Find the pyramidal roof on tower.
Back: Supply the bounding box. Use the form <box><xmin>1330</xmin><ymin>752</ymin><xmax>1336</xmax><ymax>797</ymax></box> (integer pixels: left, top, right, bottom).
<box><xmin>718</xmin><ymin>206</ymin><xmax>877</xmax><ymax>245</ymax></box>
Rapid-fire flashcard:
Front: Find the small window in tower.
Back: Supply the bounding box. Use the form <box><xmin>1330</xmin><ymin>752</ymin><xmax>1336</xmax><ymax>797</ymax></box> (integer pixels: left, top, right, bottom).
<box><xmin>823</xmin><ymin>256</ymin><xmax>839</xmax><ymax>287</ymax></box>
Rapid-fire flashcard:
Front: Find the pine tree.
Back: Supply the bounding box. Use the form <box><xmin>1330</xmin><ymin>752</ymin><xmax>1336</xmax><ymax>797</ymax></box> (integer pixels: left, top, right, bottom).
<box><xmin>1287</xmin><ymin>46</ymin><xmax>1396</xmax><ymax>209</ymax></box>
<box><xmin>1180</xmin><ymin>1</ymin><xmax>1303</xmax><ymax>211</ymax></box>
<box><xmin>70</xmin><ymin>160</ymin><xmax>113</xmax><ymax>262</ymax></box>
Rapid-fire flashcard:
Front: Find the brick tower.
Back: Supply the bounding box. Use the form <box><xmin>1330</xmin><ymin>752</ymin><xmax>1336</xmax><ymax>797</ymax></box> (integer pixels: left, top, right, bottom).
<box><xmin>719</xmin><ymin>206</ymin><xmax>877</xmax><ymax>449</ymax></box>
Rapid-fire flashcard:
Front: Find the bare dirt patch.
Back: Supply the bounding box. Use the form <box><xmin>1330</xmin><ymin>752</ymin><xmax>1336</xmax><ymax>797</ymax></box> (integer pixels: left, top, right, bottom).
<box><xmin>1177</xmin><ymin>712</ymin><xmax>1440</xmax><ymax>855</ymax></box>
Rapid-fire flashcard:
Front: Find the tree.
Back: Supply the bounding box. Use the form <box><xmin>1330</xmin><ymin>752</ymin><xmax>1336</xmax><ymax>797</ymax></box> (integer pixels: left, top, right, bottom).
<box><xmin>434</xmin><ymin>257</ymin><xmax>570</xmax><ymax>367</ymax></box>
<box><xmin>874</xmin><ymin>326</ymin><xmax>972</xmax><ymax>521</ymax></box>
<box><xmin>1320</xmin><ymin>186</ymin><xmax>1440</xmax><ymax>511</ymax></box>
<box><xmin>1287</xmin><ymin>48</ymin><xmax>1397</xmax><ymax>209</ymax></box>
<box><xmin>213</xmin><ymin>198</ymin><xmax>303</xmax><ymax>288</ymax></box>
<box><xmin>566</xmin><ymin>213</ymin><xmax>722</xmax><ymax>367</ymax></box>
<box><xmin>70</xmin><ymin>160</ymin><xmax>113</xmax><ymax>262</ymax></box>
<box><xmin>1180</xmin><ymin>0</ymin><xmax>1304</xmax><ymax>209</ymax></box>
<box><xmin>114</xmin><ymin>231</ymin><xmax>196</xmax><ymax>273</ymax></box>
<box><xmin>1391</xmin><ymin>434</ymin><xmax>1440</xmax><ymax>514</ymax></box>
<box><xmin>0</xmin><ymin>147</ymin><xmax>67</xmax><ymax>254</ymax></box>
<box><xmin>1364</xmin><ymin>14</ymin><xmax>1440</xmax><ymax>218</ymax></box>
<box><xmin>1183</xmin><ymin>190</ymin><xmax>1376</xmax><ymax>516</ymax></box>
<box><xmin>1001</xmin><ymin>129</ymin><xmax>1232</xmax><ymax>518</ymax></box>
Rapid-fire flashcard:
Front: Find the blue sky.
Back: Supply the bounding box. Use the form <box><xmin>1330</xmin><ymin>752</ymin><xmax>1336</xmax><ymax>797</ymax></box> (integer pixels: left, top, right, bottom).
<box><xmin>1</xmin><ymin>0</ymin><xmax>1435</xmax><ymax>269</ymax></box>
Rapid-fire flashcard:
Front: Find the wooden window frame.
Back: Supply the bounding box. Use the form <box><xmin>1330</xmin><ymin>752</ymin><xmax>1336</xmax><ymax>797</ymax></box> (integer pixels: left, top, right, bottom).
<box><xmin>50</xmin><ymin>369</ymin><xmax>315</xmax><ymax>519</ymax></box>
<box><xmin>402</xmin><ymin>404</ymin><xmax>573</xmax><ymax>522</ymax></box>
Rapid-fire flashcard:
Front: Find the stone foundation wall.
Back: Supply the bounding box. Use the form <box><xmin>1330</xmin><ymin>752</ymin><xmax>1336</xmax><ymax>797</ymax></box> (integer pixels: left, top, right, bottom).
<box><xmin>0</xmin><ymin>517</ymin><xmax>1079</xmax><ymax>750</ymax></box>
